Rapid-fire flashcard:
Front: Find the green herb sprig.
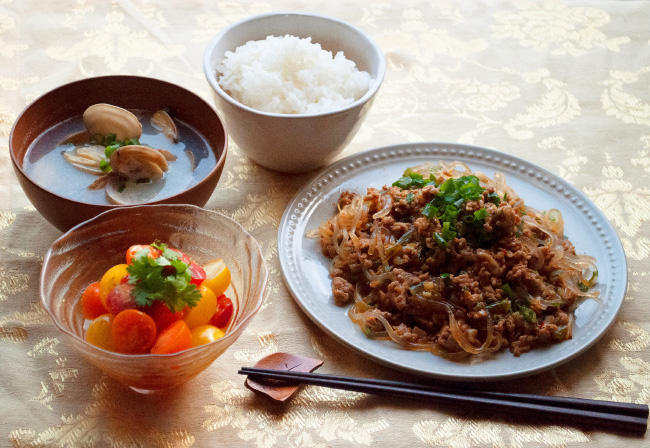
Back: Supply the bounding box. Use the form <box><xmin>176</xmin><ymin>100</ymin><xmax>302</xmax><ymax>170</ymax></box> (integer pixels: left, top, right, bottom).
<box><xmin>126</xmin><ymin>242</ymin><xmax>201</xmax><ymax>312</ymax></box>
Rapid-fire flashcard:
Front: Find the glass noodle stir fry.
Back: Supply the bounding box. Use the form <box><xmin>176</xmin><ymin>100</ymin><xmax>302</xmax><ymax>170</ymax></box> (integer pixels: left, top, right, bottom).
<box><xmin>318</xmin><ymin>162</ymin><xmax>598</xmax><ymax>358</ymax></box>
<box><xmin>82</xmin><ymin>242</ymin><xmax>234</xmax><ymax>354</ymax></box>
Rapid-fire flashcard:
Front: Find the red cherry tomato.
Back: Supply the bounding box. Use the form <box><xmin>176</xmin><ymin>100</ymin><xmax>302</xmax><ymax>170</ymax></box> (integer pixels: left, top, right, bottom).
<box><xmin>105</xmin><ymin>283</ymin><xmax>137</xmax><ymax>315</ymax></box>
<box><xmin>111</xmin><ymin>309</ymin><xmax>157</xmax><ymax>354</ymax></box>
<box><xmin>175</xmin><ymin>251</ymin><xmax>206</xmax><ymax>286</ymax></box>
<box><xmin>210</xmin><ymin>295</ymin><xmax>234</xmax><ymax>328</ymax></box>
<box><xmin>82</xmin><ymin>282</ymin><xmax>107</xmax><ymax>319</ymax></box>
<box><xmin>188</xmin><ymin>262</ymin><xmax>206</xmax><ymax>286</ymax></box>
<box><xmin>126</xmin><ymin>244</ymin><xmax>161</xmax><ymax>265</ymax></box>
<box><xmin>146</xmin><ymin>300</ymin><xmax>183</xmax><ymax>332</ymax></box>
<box><xmin>151</xmin><ymin>320</ymin><xmax>192</xmax><ymax>354</ymax></box>
<box><xmin>99</xmin><ymin>264</ymin><xmax>129</xmax><ymax>308</ymax></box>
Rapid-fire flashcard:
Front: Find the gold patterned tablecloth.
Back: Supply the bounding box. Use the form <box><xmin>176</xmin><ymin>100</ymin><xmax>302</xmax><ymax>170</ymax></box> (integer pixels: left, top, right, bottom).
<box><xmin>1</xmin><ymin>1</ymin><xmax>649</xmax><ymax>447</ymax></box>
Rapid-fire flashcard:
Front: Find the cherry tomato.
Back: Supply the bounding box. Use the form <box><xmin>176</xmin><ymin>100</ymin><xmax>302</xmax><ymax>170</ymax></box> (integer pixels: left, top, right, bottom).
<box><xmin>85</xmin><ymin>313</ymin><xmax>116</xmax><ymax>351</ymax></box>
<box><xmin>210</xmin><ymin>295</ymin><xmax>234</xmax><ymax>328</ymax></box>
<box><xmin>111</xmin><ymin>309</ymin><xmax>157</xmax><ymax>354</ymax></box>
<box><xmin>126</xmin><ymin>244</ymin><xmax>160</xmax><ymax>265</ymax></box>
<box><xmin>146</xmin><ymin>300</ymin><xmax>183</xmax><ymax>332</ymax></box>
<box><xmin>191</xmin><ymin>324</ymin><xmax>225</xmax><ymax>347</ymax></box>
<box><xmin>150</xmin><ymin>320</ymin><xmax>192</xmax><ymax>354</ymax></box>
<box><xmin>172</xmin><ymin>249</ymin><xmax>205</xmax><ymax>287</ymax></box>
<box><xmin>183</xmin><ymin>285</ymin><xmax>217</xmax><ymax>329</ymax></box>
<box><xmin>99</xmin><ymin>264</ymin><xmax>129</xmax><ymax>308</ymax></box>
<box><xmin>82</xmin><ymin>282</ymin><xmax>107</xmax><ymax>319</ymax></box>
<box><xmin>202</xmin><ymin>259</ymin><xmax>231</xmax><ymax>297</ymax></box>
<box><xmin>188</xmin><ymin>262</ymin><xmax>206</xmax><ymax>287</ymax></box>
<box><xmin>175</xmin><ymin>251</ymin><xmax>206</xmax><ymax>286</ymax></box>
<box><xmin>105</xmin><ymin>283</ymin><xmax>137</xmax><ymax>315</ymax></box>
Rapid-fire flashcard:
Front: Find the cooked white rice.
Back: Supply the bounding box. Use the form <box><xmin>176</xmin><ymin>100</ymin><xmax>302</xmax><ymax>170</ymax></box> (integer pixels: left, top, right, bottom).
<box><xmin>217</xmin><ymin>35</ymin><xmax>372</xmax><ymax>114</ymax></box>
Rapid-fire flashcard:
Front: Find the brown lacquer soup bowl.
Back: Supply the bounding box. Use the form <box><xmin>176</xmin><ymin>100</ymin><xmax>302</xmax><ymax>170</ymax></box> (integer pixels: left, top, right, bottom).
<box><xmin>10</xmin><ymin>76</ymin><xmax>228</xmax><ymax>231</ymax></box>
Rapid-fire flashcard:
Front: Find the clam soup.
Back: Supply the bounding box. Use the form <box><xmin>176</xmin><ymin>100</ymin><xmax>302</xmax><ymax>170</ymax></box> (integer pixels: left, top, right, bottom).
<box><xmin>23</xmin><ymin>109</ymin><xmax>216</xmax><ymax>205</ymax></box>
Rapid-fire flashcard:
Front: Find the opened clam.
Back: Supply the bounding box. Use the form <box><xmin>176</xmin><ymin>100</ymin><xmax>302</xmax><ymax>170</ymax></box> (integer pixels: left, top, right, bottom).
<box><xmin>62</xmin><ymin>145</ymin><xmax>106</xmax><ymax>176</ymax></box>
<box><xmin>151</xmin><ymin>109</ymin><xmax>179</xmax><ymax>143</ymax></box>
<box><xmin>83</xmin><ymin>104</ymin><xmax>142</xmax><ymax>141</ymax></box>
<box><xmin>110</xmin><ymin>145</ymin><xmax>168</xmax><ymax>181</ymax></box>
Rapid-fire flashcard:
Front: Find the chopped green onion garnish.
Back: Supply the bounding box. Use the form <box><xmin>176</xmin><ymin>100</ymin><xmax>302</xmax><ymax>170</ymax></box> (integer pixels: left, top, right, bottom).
<box><xmin>104</xmin><ymin>143</ymin><xmax>121</xmax><ymax>158</ymax></box>
<box><xmin>392</xmin><ymin>176</ymin><xmax>412</xmax><ymax>189</ymax></box>
<box><xmin>104</xmin><ymin>133</ymin><xmax>117</xmax><ymax>145</ymax></box>
<box><xmin>487</xmin><ymin>192</ymin><xmax>501</xmax><ymax>206</ymax></box>
<box><xmin>422</xmin><ymin>203</ymin><xmax>437</xmax><ymax>219</ymax></box>
<box><xmin>433</xmin><ymin>232</ymin><xmax>447</xmax><ymax>247</ymax></box>
<box><xmin>501</xmin><ymin>283</ymin><xmax>516</xmax><ymax>301</ymax></box>
<box><xmin>473</xmin><ymin>208</ymin><xmax>488</xmax><ymax>220</ymax></box>
<box><xmin>99</xmin><ymin>159</ymin><xmax>111</xmax><ymax>172</ymax></box>
<box><xmin>487</xmin><ymin>299</ymin><xmax>511</xmax><ymax>314</ymax></box>
<box><xmin>406</xmin><ymin>192</ymin><xmax>414</xmax><ymax>204</ymax></box>
<box><xmin>518</xmin><ymin>305</ymin><xmax>537</xmax><ymax>323</ymax></box>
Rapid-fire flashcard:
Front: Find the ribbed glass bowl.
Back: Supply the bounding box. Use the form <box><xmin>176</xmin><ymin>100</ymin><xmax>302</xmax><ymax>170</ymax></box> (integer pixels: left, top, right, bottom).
<box><xmin>40</xmin><ymin>204</ymin><xmax>267</xmax><ymax>391</ymax></box>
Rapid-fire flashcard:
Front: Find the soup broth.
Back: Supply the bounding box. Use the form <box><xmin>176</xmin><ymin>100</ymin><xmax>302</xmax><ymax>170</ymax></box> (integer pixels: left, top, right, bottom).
<box><xmin>23</xmin><ymin>110</ymin><xmax>216</xmax><ymax>205</ymax></box>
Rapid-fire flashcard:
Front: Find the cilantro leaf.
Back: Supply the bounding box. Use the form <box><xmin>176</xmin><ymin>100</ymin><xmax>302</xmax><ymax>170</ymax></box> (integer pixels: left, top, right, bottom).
<box><xmin>126</xmin><ymin>242</ymin><xmax>201</xmax><ymax>312</ymax></box>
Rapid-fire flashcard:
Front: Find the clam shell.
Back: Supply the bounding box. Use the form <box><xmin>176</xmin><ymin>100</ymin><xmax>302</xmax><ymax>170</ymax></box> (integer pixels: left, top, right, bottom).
<box><xmin>63</xmin><ymin>145</ymin><xmax>106</xmax><ymax>176</ymax></box>
<box><xmin>83</xmin><ymin>103</ymin><xmax>142</xmax><ymax>141</ymax></box>
<box><xmin>151</xmin><ymin>109</ymin><xmax>179</xmax><ymax>143</ymax></box>
<box><xmin>110</xmin><ymin>145</ymin><xmax>168</xmax><ymax>181</ymax></box>
<box><xmin>105</xmin><ymin>177</ymin><xmax>166</xmax><ymax>205</ymax></box>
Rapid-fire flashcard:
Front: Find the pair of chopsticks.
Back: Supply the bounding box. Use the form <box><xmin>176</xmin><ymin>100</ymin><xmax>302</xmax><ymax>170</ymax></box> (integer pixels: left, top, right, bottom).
<box><xmin>239</xmin><ymin>367</ymin><xmax>649</xmax><ymax>435</ymax></box>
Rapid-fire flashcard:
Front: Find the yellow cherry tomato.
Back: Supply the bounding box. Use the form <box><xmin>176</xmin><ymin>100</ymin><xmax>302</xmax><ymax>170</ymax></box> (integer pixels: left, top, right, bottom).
<box><xmin>191</xmin><ymin>324</ymin><xmax>225</xmax><ymax>347</ymax></box>
<box><xmin>183</xmin><ymin>285</ymin><xmax>217</xmax><ymax>329</ymax></box>
<box><xmin>202</xmin><ymin>259</ymin><xmax>231</xmax><ymax>298</ymax></box>
<box><xmin>85</xmin><ymin>313</ymin><xmax>116</xmax><ymax>351</ymax></box>
<box><xmin>99</xmin><ymin>264</ymin><xmax>129</xmax><ymax>308</ymax></box>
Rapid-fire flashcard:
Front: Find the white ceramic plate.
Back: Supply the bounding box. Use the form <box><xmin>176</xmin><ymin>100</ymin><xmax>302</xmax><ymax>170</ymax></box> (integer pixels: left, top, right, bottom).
<box><xmin>278</xmin><ymin>143</ymin><xmax>627</xmax><ymax>381</ymax></box>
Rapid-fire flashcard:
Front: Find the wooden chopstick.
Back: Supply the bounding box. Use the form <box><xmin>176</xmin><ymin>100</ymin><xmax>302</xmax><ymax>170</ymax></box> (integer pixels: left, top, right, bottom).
<box><xmin>239</xmin><ymin>367</ymin><xmax>649</xmax><ymax>435</ymax></box>
<box><xmin>241</xmin><ymin>368</ymin><xmax>648</xmax><ymax>418</ymax></box>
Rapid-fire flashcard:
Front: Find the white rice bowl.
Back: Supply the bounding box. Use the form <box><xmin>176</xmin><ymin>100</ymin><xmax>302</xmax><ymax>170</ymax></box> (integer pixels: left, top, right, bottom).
<box><xmin>217</xmin><ymin>35</ymin><xmax>373</xmax><ymax>114</ymax></box>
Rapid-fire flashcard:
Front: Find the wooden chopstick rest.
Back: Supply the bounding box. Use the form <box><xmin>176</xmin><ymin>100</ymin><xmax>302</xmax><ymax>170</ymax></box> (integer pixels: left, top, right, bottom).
<box><xmin>244</xmin><ymin>353</ymin><xmax>323</xmax><ymax>401</ymax></box>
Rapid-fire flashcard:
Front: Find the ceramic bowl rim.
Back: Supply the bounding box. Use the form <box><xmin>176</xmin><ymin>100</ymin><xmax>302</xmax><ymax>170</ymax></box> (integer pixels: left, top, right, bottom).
<box><xmin>203</xmin><ymin>11</ymin><xmax>386</xmax><ymax>119</ymax></box>
<box><xmin>40</xmin><ymin>203</ymin><xmax>268</xmax><ymax>359</ymax></box>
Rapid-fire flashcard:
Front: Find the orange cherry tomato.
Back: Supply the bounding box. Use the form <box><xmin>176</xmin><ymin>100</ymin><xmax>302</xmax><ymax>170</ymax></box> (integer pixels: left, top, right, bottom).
<box><xmin>202</xmin><ymin>259</ymin><xmax>231</xmax><ymax>297</ymax></box>
<box><xmin>99</xmin><ymin>264</ymin><xmax>129</xmax><ymax>308</ymax></box>
<box><xmin>82</xmin><ymin>282</ymin><xmax>107</xmax><ymax>319</ymax></box>
<box><xmin>183</xmin><ymin>285</ymin><xmax>217</xmax><ymax>329</ymax></box>
<box><xmin>151</xmin><ymin>320</ymin><xmax>192</xmax><ymax>354</ymax></box>
<box><xmin>146</xmin><ymin>300</ymin><xmax>183</xmax><ymax>332</ymax></box>
<box><xmin>111</xmin><ymin>309</ymin><xmax>157</xmax><ymax>354</ymax></box>
<box><xmin>210</xmin><ymin>295</ymin><xmax>234</xmax><ymax>328</ymax></box>
<box><xmin>85</xmin><ymin>313</ymin><xmax>116</xmax><ymax>351</ymax></box>
<box><xmin>126</xmin><ymin>244</ymin><xmax>161</xmax><ymax>265</ymax></box>
<box><xmin>191</xmin><ymin>324</ymin><xmax>225</xmax><ymax>347</ymax></box>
